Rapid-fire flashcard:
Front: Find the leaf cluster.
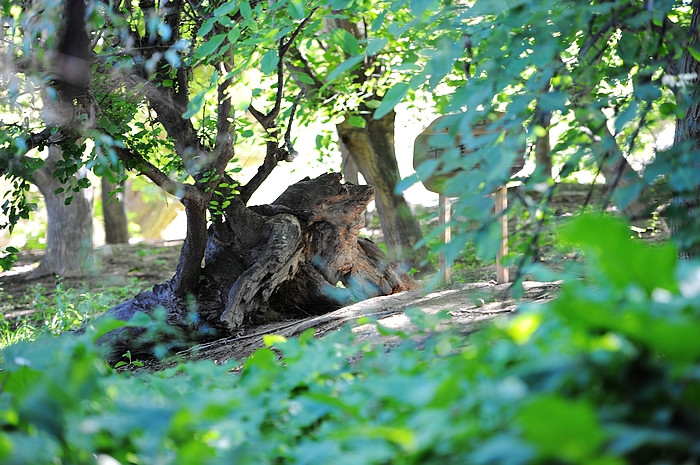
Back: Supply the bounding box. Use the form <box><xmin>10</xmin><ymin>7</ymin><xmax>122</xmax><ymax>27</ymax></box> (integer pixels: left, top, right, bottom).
<box><xmin>0</xmin><ymin>214</ymin><xmax>699</xmax><ymax>464</ymax></box>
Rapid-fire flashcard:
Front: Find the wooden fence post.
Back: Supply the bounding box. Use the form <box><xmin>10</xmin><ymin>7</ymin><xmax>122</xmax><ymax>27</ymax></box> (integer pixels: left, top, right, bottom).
<box><xmin>438</xmin><ymin>193</ymin><xmax>451</xmax><ymax>284</ymax></box>
<box><xmin>495</xmin><ymin>185</ymin><xmax>509</xmax><ymax>284</ymax></box>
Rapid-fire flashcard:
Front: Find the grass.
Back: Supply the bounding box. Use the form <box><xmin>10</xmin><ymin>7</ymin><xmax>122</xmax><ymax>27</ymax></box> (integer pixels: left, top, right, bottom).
<box><xmin>0</xmin><ymin>277</ymin><xmax>146</xmax><ymax>349</ymax></box>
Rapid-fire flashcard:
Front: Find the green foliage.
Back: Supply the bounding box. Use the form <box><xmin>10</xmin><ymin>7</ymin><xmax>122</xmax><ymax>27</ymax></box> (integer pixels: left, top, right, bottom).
<box><xmin>363</xmin><ymin>0</ymin><xmax>700</xmax><ymax>269</ymax></box>
<box><xmin>0</xmin><ymin>214</ymin><xmax>698</xmax><ymax>464</ymax></box>
<box><xmin>0</xmin><ymin>279</ymin><xmax>147</xmax><ymax>349</ymax></box>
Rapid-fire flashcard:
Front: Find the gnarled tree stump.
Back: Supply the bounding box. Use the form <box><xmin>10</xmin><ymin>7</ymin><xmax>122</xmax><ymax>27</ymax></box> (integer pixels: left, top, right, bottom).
<box><xmin>99</xmin><ymin>173</ymin><xmax>415</xmax><ymax>360</ymax></box>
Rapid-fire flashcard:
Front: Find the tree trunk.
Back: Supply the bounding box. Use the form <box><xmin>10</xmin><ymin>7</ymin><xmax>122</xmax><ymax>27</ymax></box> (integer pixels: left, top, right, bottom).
<box><xmin>29</xmin><ymin>145</ymin><xmax>94</xmax><ymax>278</ymax></box>
<box><xmin>339</xmin><ymin>139</ymin><xmax>359</xmax><ymax>185</ymax></box>
<box><xmin>533</xmin><ymin>108</ymin><xmax>552</xmax><ymax>180</ymax></box>
<box><xmin>101</xmin><ymin>178</ymin><xmax>130</xmax><ymax>244</ymax></box>
<box><xmin>336</xmin><ymin>111</ymin><xmax>427</xmax><ymax>271</ymax></box>
<box><xmin>670</xmin><ymin>0</ymin><xmax>700</xmax><ymax>258</ymax></box>
<box><xmin>98</xmin><ymin>173</ymin><xmax>416</xmax><ymax>360</ymax></box>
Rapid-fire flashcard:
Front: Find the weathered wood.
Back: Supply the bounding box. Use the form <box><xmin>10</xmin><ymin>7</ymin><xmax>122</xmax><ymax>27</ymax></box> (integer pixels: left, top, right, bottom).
<box><xmin>98</xmin><ymin>173</ymin><xmax>416</xmax><ymax>360</ymax></box>
<box><xmin>181</xmin><ymin>280</ymin><xmax>561</xmax><ymax>364</ymax></box>
<box><xmin>495</xmin><ymin>185</ymin><xmax>509</xmax><ymax>284</ymax></box>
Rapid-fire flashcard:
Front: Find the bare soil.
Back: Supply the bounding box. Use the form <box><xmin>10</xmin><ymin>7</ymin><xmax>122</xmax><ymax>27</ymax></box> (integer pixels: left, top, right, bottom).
<box><xmin>0</xmin><ymin>182</ymin><xmax>667</xmax><ymax>365</ymax></box>
<box><xmin>0</xmin><ymin>240</ymin><xmax>183</xmax><ymax>318</ymax></box>
<box><xmin>0</xmin><ymin>239</ymin><xmax>553</xmax><ymax>365</ymax></box>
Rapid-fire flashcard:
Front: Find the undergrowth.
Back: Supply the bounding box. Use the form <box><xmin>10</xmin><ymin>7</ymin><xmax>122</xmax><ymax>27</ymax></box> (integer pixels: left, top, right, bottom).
<box><xmin>0</xmin><ymin>214</ymin><xmax>698</xmax><ymax>464</ymax></box>
<box><xmin>0</xmin><ymin>278</ymin><xmax>146</xmax><ymax>349</ymax></box>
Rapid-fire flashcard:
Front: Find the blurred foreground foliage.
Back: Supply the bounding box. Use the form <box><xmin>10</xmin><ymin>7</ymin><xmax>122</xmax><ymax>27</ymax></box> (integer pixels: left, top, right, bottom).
<box><xmin>1</xmin><ymin>213</ymin><xmax>698</xmax><ymax>465</ymax></box>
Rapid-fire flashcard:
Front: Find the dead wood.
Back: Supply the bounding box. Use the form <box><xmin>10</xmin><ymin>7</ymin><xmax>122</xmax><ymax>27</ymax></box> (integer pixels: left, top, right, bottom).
<box><xmin>180</xmin><ymin>280</ymin><xmax>560</xmax><ymax>364</ymax></box>
<box><xmin>97</xmin><ymin>173</ymin><xmax>416</xmax><ymax>361</ymax></box>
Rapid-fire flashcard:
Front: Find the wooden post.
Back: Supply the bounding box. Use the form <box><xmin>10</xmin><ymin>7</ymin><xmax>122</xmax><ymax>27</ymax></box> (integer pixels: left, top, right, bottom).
<box><xmin>438</xmin><ymin>193</ymin><xmax>451</xmax><ymax>284</ymax></box>
<box><xmin>495</xmin><ymin>185</ymin><xmax>509</xmax><ymax>284</ymax></box>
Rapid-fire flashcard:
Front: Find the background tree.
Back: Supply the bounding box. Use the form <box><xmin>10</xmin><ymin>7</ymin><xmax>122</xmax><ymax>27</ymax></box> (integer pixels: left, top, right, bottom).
<box><xmin>0</xmin><ymin>0</ymin><xmax>415</xmax><ymax>357</ymax></box>
<box><xmin>101</xmin><ymin>178</ymin><xmax>130</xmax><ymax>244</ymax></box>
<box><xmin>283</xmin><ymin>7</ymin><xmax>436</xmax><ymax>269</ymax></box>
<box><xmin>373</xmin><ymin>0</ymin><xmax>700</xmax><ymax>272</ymax></box>
<box><xmin>0</xmin><ymin>0</ymin><xmax>96</xmax><ymax>277</ymax></box>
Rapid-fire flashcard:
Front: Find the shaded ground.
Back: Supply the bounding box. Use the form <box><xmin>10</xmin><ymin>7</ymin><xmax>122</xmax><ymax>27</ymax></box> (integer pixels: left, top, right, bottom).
<box><xmin>0</xmin><ymin>238</ymin><xmax>559</xmax><ymax>366</ymax></box>
<box><xmin>0</xmin><ymin>182</ymin><xmax>669</xmax><ymax>364</ymax></box>
<box><xmin>0</xmin><ymin>240</ymin><xmax>183</xmax><ymax>318</ymax></box>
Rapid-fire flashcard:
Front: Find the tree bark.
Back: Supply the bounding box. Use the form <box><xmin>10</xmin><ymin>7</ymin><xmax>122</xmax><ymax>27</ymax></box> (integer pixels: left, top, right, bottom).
<box><xmin>336</xmin><ymin>111</ymin><xmax>427</xmax><ymax>271</ymax></box>
<box><xmin>533</xmin><ymin>107</ymin><xmax>552</xmax><ymax>180</ymax></box>
<box><xmin>339</xmin><ymin>139</ymin><xmax>359</xmax><ymax>185</ymax></box>
<box><xmin>98</xmin><ymin>173</ymin><xmax>416</xmax><ymax>360</ymax></box>
<box><xmin>29</xmin><ymin>145</ymin><xmax>94</xmax><ymax>278</ymax></box>
<box><xmin>101</xmin><ymin>178</ymin><xmax>130</xmax><ymax>244</ymax></box>
<box><xmin>670</xmin><ymin>0</ymin><xmax>700</xmax><ymax>258</ymax></box>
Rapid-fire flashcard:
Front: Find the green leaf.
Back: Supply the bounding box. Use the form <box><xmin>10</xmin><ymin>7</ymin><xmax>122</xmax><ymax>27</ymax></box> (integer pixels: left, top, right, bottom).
<box><xmin>348</xmin><ymin>115</ymin><xmax>366</xmax><ymax>128</ymax></box>
<box><xmin>287</xmin><ymin>0</ymin><xmax>305</xmax><ymax>20</ymax></box>
<box><xmin>183</xmin><ymin>91</ymin><xmax>207</xmax><ymax>119</ymax></box>
<box><xmin>197</xmin><ymin>17</ymin><xmax>216</xmax><ymax>37</ymax></box>
<box><xmin>213</xmin><ymin>1</ymin><xmax>238</xmax><ymax>17</ymax></box>
<box><xmin>263</xmin><ymin>334</ymin><xmax>287</xmax><ymax>347</ymax></box>
<box><xmin>366</xmin><ymin>37</ymin><xmax>388</xmax><ymax>56</ymax></box>
<box><xmin>614</xmin><ymin>100</ymin><xmax>639</xmax><ymax>134</ymax></box>
<box><xmin>687</xmin><ymin>46</ymin><xmax>700</xmax><ymax>62</ymax></box>
<box><xmin>518</xmin><ymin>395</ymin><xmax>605</xmax><ymax>462</ymax></box>
<box><xmin>240</xmin><ymin>1</ymin><xmax>252</xmax><ymax>20</ymax></box>
<box><xmin>194</xmin><ymin>33</ymin><xmax>226</xmax><ymax>62</ymax></box>
<box><xmin>371</xmin><ymin>11</ymin><xmax>387</xmax><ymax>31</ymax></box>
<box><xmin>330</xmin><ymin>28</ymin><xmax>361</xmax><ymax>55</ymax></box>
<box><xmin>243</xmin><ymin>347</ymin><xmax>278</xmax><ymax>371</ymax></box>
<box><xmin>325</xmin><ymin>54</ymin><xmax>364</xmax><ymax>83</ymax></box>
<box><xmin>410</xmin><ymin>0</ymin><xmax>438</xmax><ymax>16</ymax></box>
<box><xmin>296</xmin><ymin>72</ymin><xmax>316</xmax><ymax>85</ymax></box>
<box><xmin>260</xmin><ymin>49</ymin><xmax>278</xmax><ymax>74</ymax></box>
<box><xmin>373</xmin><ymin>82</ymin><xmax>409</xmax><ymax>119</ymax></box>
<box><xmin>559</xmin><ymin>214</ymin><xmax>678</xmax><ymax>293</ymax></box>
<box><xmin>537</xmin><ymin>91</ymin><xmax>568</xmax><ymax>112</ymax></box>
<box><xmin>227</xmin><ymin>27</ymin><xmax>241</xmax><ymax>43</ymax></box>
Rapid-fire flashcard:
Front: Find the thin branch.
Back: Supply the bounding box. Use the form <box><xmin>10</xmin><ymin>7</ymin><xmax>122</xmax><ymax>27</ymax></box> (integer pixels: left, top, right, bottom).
<box><xmin>280</xmin><ymin>8</ymin><xmax>319</xmax><ymax>57</ymax></box>
<box><xmin>114</xmin><ymin>145</ymin><xmax>191</xmax><ymax>200</ymax></box>
<box><xmin>282</xmin><ymin>90</ymin><xmax>304</xmax><ymax>161</ymax></box>
<box><xmin>601</xmin><ymin>100</ymin><xmax>653</xmax><ymax>211</ymax></box>
<box><xmin>287</xmin><ymin>47</ymin><xmax>324</xmax><ymax>94</ymax></box>
<box><xmin>254</xmin><ymin>8</ymin><xmax>319</xmax><ymax>128</ymax></box>
<box><xmin>0</xmin><ymin>127</ymin><xmax>66</xmax><ymax>175</ymax></box>
<box><xmin>239</xmin><ymin>138</ymin><xmax>279</xmax><ymax>204</ymax></box>
<box><xmin>248</xmin><ymin>104</ymin><xmax>268</xmax><ymax>128</ymax></box>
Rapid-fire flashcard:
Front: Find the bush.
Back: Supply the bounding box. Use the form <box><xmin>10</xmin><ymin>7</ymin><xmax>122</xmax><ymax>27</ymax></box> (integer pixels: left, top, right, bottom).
<box><xmin>0</xmin><ymin>214</ymin><xmax>698</xmax><ymax>464</ymax></box>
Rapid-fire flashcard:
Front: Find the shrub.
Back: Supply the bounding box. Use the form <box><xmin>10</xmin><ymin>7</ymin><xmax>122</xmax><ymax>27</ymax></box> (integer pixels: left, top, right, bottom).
<box><xmin>0</xmin><ymin>214</ymin><xmax>698</xmax><ymax>464</ymax></box>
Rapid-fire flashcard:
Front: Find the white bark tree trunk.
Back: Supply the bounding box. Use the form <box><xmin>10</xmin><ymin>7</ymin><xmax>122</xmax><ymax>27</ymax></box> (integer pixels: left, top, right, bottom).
<box><xmin>29</xmin><ymin>145</ymin><xmax>94</xmax><ymax>278</ymax></box>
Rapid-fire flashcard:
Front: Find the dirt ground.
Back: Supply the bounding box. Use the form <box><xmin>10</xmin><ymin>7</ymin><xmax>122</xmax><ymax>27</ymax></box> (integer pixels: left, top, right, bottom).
<box><xmin>0</xmin><ymin>240</ymin><xmax>183</xmax><ymax>317</ymax></box>
<box><xmin>0</xmin><ymin>237</ymin><xmax>555</xmax><ymax>365</ymax></box>
<box><xmin>0</xmin><ymin>181</ymin><xmax>666</xmax><ymax>364</ymax></box>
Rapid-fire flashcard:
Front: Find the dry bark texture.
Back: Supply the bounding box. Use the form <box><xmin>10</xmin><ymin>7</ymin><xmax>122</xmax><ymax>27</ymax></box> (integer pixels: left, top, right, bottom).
<box><xmin>98</xmin><ymin>173</ymin><xmax>416</xmax><ymax>360</ymax></box>
<box><xmin>29</xmin><ymin>146</ymin><xmax>94</xmax><ymax>279</ymax></box>
<box><xmin>179</xmin><ymin>280</ymin><xmax>560</xmax><ymax>364</ymax></box>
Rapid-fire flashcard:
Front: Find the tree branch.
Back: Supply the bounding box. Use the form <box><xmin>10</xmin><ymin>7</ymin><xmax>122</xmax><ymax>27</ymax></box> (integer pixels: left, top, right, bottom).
<box><xmin>287</xmin><ymin>47</ymin><xmax>324</xmax><ymax>95</ymax></box>
<box><xmin>251</xmin><ymin>9</ymin><xmax>319</xmax><ymax>129</ymax></box>
<box><xmin>114</xmin><ymin>145</ymin><xmax>191</xmax><ymax>200</ymax></box>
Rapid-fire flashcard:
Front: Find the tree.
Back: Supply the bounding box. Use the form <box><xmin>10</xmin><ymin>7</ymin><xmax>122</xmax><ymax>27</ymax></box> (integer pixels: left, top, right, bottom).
<box><xmin>1</xmin><ymin>0</ymin><xmax>96</xmax><ymax>278</ymax></box>
<box><xmin>101</xmin><ymin>178</ymin><xmax>130</xmax><ymax>244</ymax></box>
<box><xmin>29</xmin><ymin>145</ymin><xmax>95</xmax><ymax>278</ymax></box>
<box><xmin>1</xmin><ymin>0</ymin><xmax>415</xmax><ymax>357</ymax></box>
<box><xmin>283</xmin><ymin>11</ymin><xmax>432</xmax><ymax>269</ymax></box>
<box><xmin>373</xmin><ymin>0</ymin><xmax>700</xmax><ymax>272</ymax></box>
<box><xmin>668</xmin><ymin>0</ymin><xmax>700</xmax><ymax>258</ymax></box>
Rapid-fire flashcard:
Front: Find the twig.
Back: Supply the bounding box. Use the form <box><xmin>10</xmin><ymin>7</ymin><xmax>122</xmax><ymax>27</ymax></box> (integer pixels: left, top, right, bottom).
<box><xmin>602</xmin><ymin>99</ymin><xmax>652</xmax><ymax>211</ymax></box>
